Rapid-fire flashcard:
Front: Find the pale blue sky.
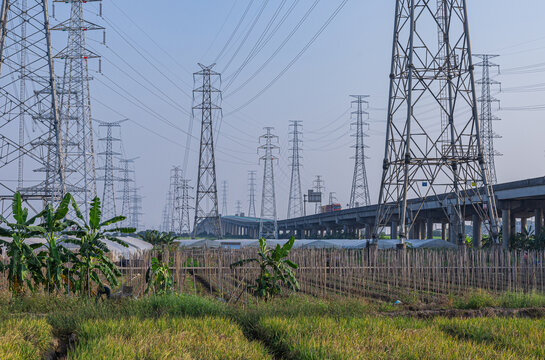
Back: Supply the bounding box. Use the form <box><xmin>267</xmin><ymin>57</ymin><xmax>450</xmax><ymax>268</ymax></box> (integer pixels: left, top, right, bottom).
<box><xmin>53</xmin><ymin>1</ymin><xmax>545</xmax><ymax>228</ymax></box>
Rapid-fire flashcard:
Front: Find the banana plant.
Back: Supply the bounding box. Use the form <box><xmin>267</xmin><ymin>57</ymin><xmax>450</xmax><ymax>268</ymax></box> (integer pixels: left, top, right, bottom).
<box><xmin>144</xmin><ymin>257</ymin><xmax>174</xmax><ymax>295</ymax></box>
<box><xmin>230</xmin><ymin>237</ymin><xmax>299</xmax><ymax>301</ymax></box>
<box><xmin>65</xmin><ymin>196</ymin><xmax>135</xmax><ymax>296</ymax></box>
<box><xmin>33</xmin><ymin>193</ymin><xmax>79</xmax><ymax>294</ymax></box>
<box><xmin>0</xmin><ymin>192</ymin><xmax>44</xmax><ymax>295</ymax></box>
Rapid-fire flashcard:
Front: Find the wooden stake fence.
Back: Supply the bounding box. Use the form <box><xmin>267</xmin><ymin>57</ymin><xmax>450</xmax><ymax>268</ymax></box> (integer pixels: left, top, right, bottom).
<box><xmin>113</xmin><ymin>248</ymin><xmax>545</xmax><ymax>300</ymax></box>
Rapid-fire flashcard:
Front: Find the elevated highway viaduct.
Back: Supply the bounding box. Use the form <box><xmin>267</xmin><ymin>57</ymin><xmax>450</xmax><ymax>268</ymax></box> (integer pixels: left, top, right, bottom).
<box><xmin>277</xmin><ymin>176</ymin><xmax>545</xmax><ymax>248</ymax></box>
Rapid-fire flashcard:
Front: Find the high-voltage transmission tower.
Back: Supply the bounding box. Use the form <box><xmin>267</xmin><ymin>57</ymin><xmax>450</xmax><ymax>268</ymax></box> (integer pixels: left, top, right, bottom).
<box><xmin>258</xmin><ymin>127</ymin><xmax>279</xmax><ymax>239</ymax></box>
<box><xmin>97</xmin><ymin>120</ymin><xmax>125</xmax><ymax>220</ymax></box>
<box><xmin>235</xmin><ymin>200</ymin><xmax>242</xmax><ymax>216</ymax></box>
<box><xmin>475</xmin><ymin>54</ymin><xmax>501</xmax><ymax>185</ymax></box>
<box><xmin>179</xmin><ymin>178</ymin><xmax>193</xmax><ymax>234</ymax></box>
<box><xmin>436</xmin><ymin>0</ymin><xmax>449</xmax><ymax>143</ymax></box>
<box><xmin>287</xmin><ymin>121</ymin><xmax>303</xmax><ymax>219</ymax></box>
<box><xmin>129</xmin><ymin>187</ymin><xmax>143</xmax><ymax>230</ymax></box>
<box><xmin>248</xmin><ymin>170</ymin><xmax>257</xmax><ymax>217</ymax></box>
<box><xmin>117</xmin><ymin>157</ymin><xmax>138</xmax><ymax>227</ymax></box>
<box><xmin>349</xmin><ymin>96</ymin><xmax>371</xmax><ymax>208</ymax></box>
<box><xmin>161</xmin><ymin>191</ymin><xmax>173</xmax><ymax>232</ymax></box>
<box><xmin>193</xmin><ymin>64</ymin><xmax>222</xmax><ymax>238</ymax></box>
<box><xmin>221</xmin><ymin>180</ymin><xmax>228</xmax><ymax>216</ymax></box>
<box><xmin>329</xmin><ymin>192</ymin><xmax>337</xmax><ymax>205</ymax></box>
<box><xmin>52</xmin><ymin>0</ymin><xmax>103</xmax><ymax>215</ymax></box>
<box><xmin>313</xmin><ymin>175</ymin><xmax>325</xmax><ymax>214</ymax></box>
<box><xmin>0</xmin><ymin>0</ymin><xmax>65</xmax><ymax>212</ymax></box>
<box><xmin>374</xmin><ymin>0</ymin><xmax>499</xmax><ymax>246</ymax></box>
<box><xmin>118</xmin><ymin>157</ymin><xmax>137</xmax><ymax>225</ymax></box>
<box><xmin>169</xmin><ymin>166</ymin><xmax>183</xmax><ymax>234</ymax></box>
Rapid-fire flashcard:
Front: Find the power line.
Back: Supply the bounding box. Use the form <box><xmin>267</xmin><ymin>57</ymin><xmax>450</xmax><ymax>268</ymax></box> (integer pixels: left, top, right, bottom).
<box><xmin>224</xmin><ymin>0</ymin><xmax>321</xmax><ymax>99</ymax></box>
<box><xmin>215</xmin><ymin>0</ymin><xmax>256</xmax><ymax>63</ymax></box>
<box><xmin>225</xmin><ymin>0</ymin><xmax>350</xmax><ymax>116</ymax></box>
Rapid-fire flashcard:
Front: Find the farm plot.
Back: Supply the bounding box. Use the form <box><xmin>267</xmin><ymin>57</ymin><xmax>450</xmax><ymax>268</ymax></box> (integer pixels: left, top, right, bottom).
<box><xmin>255</xmin><ymin>316</ymin><xmax>543</xmax><ymax>359</ymax></box>
<box><xmin>68</xmin><ymin>316</ymin><xmax>272</xmax><ymax>360</ymax></box>
<box><xmin>0</xmin><ymin>317</ymin><xmax>53</xmax><ymax>360</ymax></box>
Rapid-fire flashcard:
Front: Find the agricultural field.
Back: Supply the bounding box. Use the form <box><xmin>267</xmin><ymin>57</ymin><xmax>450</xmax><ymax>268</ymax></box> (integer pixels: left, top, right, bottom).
<box><xmin>0</xmin><ymin>292</ymin><xmax>544</xmax><ymax>359</ymax></box>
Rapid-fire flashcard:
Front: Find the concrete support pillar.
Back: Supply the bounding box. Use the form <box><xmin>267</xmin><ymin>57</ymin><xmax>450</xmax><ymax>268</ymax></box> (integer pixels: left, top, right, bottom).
<box><xmin>502</xmin><ymin>208</ymin><xmax>511</xmax><ymax>249</ymax></box>
<box><xmin>420</xmin><ymin>221</ymin><xmax>426</xmax><ymax>240</ymax></box>
<box><xmin>426</xmin><ymin>219</ymin><xmax>434</xmax><ymax>239</ymax></box>
<box><xmin>521</xmin><ymin>217</ymin><xmax>527</xmax><ymax>233</ymax></box>
<box><xmin>365</xmin><ymin>224</ymin><xmax>372</xmax><ymax>239</ymax></box>
<box><xmin>510</xmin><ymin>214</ymin><xmax>516</xmax><ymax>238</ymax></box>
<box><xmin>535</xmin><ymin>208</ymin><xmax>543</xmax><ymax>237</ymax></box>
<box><xmin>441</xmin><ymin>222</ymin><xmax>447</xmax><ymax>241</ymax></box>
<box><xmin>472</xmin><ymin>214</ymin><xmax>482</xmax><ymax>248</ymax></box>
<box><xmin>391</xmin><ymin>221</ymin><xmax>398</xmax><ymax>240</ymax></box>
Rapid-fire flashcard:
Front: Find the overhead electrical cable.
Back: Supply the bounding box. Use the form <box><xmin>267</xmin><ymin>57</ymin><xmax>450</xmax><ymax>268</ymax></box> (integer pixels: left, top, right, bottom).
<box><xmin>225</xmin><ymin>0</ymin><xmax>350</xmax><ymax>116</ymax></box>
<box><xmin>221</xmin><ymin>0</ymin><xmax>270</xmax><ymax>74</ymax></box>
<box><xmin>223</xmin><ymin>0</ymin><xmax>289</xmax><ymax>89</ymax></box>
<box><xmin>214</xmin><ymin>0</ymin><xmax>255</xmax><ymax>63</ymax></box>
<box><xmin>224</xmin><ymin>0</ymin><xmax>321</xmax><ymax>99</ymax></box>
<box><xmin>202</xmin><ymin>0</ymin><xmax>240</xmax><ymax>60</ymax></box>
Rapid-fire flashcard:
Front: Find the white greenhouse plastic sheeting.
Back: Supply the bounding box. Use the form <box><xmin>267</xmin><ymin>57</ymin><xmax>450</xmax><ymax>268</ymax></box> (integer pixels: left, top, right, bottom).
<box><xmin>175</xmin><ymin>238</ymin><xmax>457</xmax><ymax>249</ymax></box>
<box><xmin>0</xmin><ymin>236</ymin><xmax>153</xmax><ymax>256</ymax></box>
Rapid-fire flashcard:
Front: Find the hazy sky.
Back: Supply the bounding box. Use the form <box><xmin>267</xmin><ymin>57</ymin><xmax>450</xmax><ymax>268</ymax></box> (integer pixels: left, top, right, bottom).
<box><xmin>58</xmin><ymin>0</ymin><xmax>545</xmax><ymax>228</ymax></box>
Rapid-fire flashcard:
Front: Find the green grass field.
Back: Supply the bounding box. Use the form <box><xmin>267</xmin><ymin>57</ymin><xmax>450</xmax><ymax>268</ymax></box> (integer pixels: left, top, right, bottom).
<box><xmin>0</xmin><ymin>318</ymin><xmax>53</xmax><ymax>360</ymax></box>
<box><xmin>0</xmin><ymin>293</ymin><xmax>543</xmax><ymax>359</ymax></box>
<box><xmin>256</xmin><ymin>316</ymin><xmax>545</xmax><ymax>359</ymax></box>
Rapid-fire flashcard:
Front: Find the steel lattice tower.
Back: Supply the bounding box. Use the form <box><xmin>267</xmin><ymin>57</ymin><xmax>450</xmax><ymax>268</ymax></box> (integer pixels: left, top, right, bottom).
<box><xmin>328</xmin><ymin>192</ymin><xmax>337</xmax><ymax>205</ymax></box>
<box><xmin>51</xmin><ymin>0</ymin><xmax>103</xmax><ymax>215</ymax></box>
<box><xmin>349</xmin><ymin>96</ymin><xmax>371</xmax><ymax>208</ymax></box>
<box><xmin>436</xmin><ymin>0</ymin><xmax>449</xmax><ymax>142</ymax></box>
<box><xmin>475</xmin><ymin>54</ymin><xmax>501</xmax><ymax>185</ymax></box>
<box><xmin>193</xmin><ymin>63</ymin><xmax>222</xmax><ymax>238</ymax></box>
<box><xmin>169</xmin><ymin>166</ymin><xmax>183</xmax><ymax>233</ymax></box>
<box><xmin>221</xmin><ymin>180</ymin><xmax>228</xmax><ymax>216</ymax></box>
<box><xmin>129</xmin><ymin>187</ymin><xmax>142</xmax><ymax>230</ymax></box>
<box><xmin>287</xmin><ymin>121</ymin><xmax>303</xmax><ymax>219</ymax></box>
<box><xmin>180</xmin><ymin>178</ymin><xmax>193</xmax><ymax>234</ymax></box>
<box><xmin>0</xmin><ymin>0</ymin><xmax>65</xmax><ymax>211</ymax></box>
<box><xmin>97</xmin><ymin>120</ymin><xmax>124</xmax><ymax>220</ymax></box>
<box><xmin>374</xmin><ymin>0</ymin><xmax>499</xmax><ymax>245</ymax></box>
<box><xmin>235</xmin><ymin>200</ymin><xmax>242</xmax><ymax>216</ymax></box>
<box><xmin>248</xmin><ymin>170</ymin><xmax>257</xmax><ymax>217</ymax></box>
<box><xmin>313</xmin><ymin>175</ymin><xmax>325</xmax><ymax>214</ymax></box>
<box><xmin>161</xmin><ymin>190</ymin><xmax>173</xmax><ymax>232</ymax></box>
<box><xmin>258</xmin><ymin>127</ymin><xmax>279</xmax><ymax>239</ymax></box>
<box><xmin>118</xmin><ymin>157</ymin><xmax>137</xmax><ymax>225</ymax></box>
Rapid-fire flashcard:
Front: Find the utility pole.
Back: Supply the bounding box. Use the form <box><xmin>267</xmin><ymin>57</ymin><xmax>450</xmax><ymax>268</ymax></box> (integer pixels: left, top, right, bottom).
<box><xmin>0</xmin><ymin>0</ymin><xmax>65</xmax><ymax>211</ymax></box>
<box><xmin>313</xmin><ymin>176</ymin><xmax>325</xmax><ymax>214</ymax></box>
<box><xmin>475</xmin><ymin>54</ymin><xmax>502</xmax><ymax>185</ymax></box>
<box><xmin>287</xmin><ymin>121</ymin><xmax>303</xmax><ymax>219</ymax></box>
<box><xmin>52</xmin><ymin>0</ymin><xmax>103</xmax><ymax>214</ymax></box>
<box><xmin>258</xmin><ymin>127</ymin><xmax>279</xmax><ymax>240</ymax></box>
<box><xmin>221</xmin><ymin>180</ymin><xmax>228</xmax><ymax>216</ymax></box>
<box><xmin>248</xmin><ymin>170</ymin><xmax>257</xmax><ymax>217</ymax></box>
<box><xmin>97</xmin><ymin>120</ymin><xmax>125</xmax><ymax>220</ymax></box>
<box><xmin>193</xmin><ymin>64</ymin><xmax>222</xmax><ymax>238</ymax></box>
<box><xmin>349</xmin><ymin>95</ymin><xmax>371</xmax><ymax>208</ymax></box>
<box><xmin>374</xmin><ymin>0</ymin><xmax>499</xmax><ymax>246</ymax></box>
